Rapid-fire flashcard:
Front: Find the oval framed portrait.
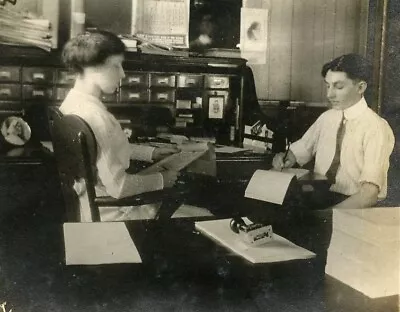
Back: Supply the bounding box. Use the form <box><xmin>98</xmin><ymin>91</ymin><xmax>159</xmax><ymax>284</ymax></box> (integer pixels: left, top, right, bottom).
<box><xmin>1</xmin><ymin>116</ymin><xmax>32</xmax><ymax>146</ymax></box>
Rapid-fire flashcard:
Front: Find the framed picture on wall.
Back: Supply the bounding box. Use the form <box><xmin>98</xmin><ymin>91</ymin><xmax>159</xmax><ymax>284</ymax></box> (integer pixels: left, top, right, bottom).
<box><xmin>208</xmin><ymin>95</ymin><xmax>224</xmax><ymax>119</ymax></box>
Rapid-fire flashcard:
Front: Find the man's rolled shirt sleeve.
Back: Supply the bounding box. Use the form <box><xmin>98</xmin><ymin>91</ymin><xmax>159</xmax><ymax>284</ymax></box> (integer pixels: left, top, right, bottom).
<box><xmin>358</xmin><ymin>120</ymin><xmax>394</xmax><ymax>198</ymax></box>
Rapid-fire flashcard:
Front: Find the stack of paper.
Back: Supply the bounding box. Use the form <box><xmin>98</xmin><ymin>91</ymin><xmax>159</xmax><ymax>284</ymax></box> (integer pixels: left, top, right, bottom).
<box><xmin>326</xmin><ymin>207</ymin><xmax>400</xmax><ymax>298</ymax></box>
<box><xmin>0</xmin><ymin>6</ymin><xmax>53</xmax><ymax>51</ymax></box>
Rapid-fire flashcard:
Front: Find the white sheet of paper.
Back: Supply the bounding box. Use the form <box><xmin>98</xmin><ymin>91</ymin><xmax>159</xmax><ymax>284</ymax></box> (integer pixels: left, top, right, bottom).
<box><xmin>245</xmin><ymin>169</ymin><xmax>295</xmax><ymax>205</ymax></box>
<box><xmin>215</xmin><ymin>146</ymin><xmax>251</xmax><ymax>154</ymax></box>
<box><xmin>140</xmin><ymin>150</ymin><xmax>208</xmax><ymax>174</ymax></box>
<box><xmin>195</xmin><ymin>218</ymin><xmax>315</xmax><ymax>264</ymax></box>
<box><xmin>64</xmin><ymin>222</ymin><xmax>142</xmax><ymax>265</ymax></box>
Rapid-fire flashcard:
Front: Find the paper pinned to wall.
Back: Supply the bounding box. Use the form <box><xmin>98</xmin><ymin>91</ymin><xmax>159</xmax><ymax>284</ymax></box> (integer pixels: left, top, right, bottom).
<box><xmin>240</xmin><ymin>8</ymin><xmax>268</xmax><ymax>64</ymax></box>
<box><xmin>132</xmin><ymin>0</ymin><xmax>190</xmax><ymax>48</ymax></box>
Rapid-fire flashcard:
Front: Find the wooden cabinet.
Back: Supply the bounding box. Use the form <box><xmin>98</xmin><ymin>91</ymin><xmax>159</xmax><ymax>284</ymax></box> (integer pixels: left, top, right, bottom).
<box><xmin>0</xmin><ymin>48</ymin><xmax>248</xmax><ymax>147</ymax></box>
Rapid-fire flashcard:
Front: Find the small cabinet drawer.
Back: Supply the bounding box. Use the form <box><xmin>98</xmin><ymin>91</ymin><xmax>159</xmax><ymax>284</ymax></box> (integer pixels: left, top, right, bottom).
<box><xmin>121</xmin><ymin>72</ymin><xmax>149</xmax><ymax>87</ymax></box>
<box><xmin>56</xmin><ymin>70</ymin><xmax>76</xmax><ymax>85</ymax></box>
<box><xmin>0</xmin><ymin>84</ymin><xmax>21</xmax><ymax>100</ymax></box>
<box><xmin>150</xmin><ymin>74</ymin><xmax>176</xmax><ymax>87</ymax></box>
<box><xmin>0</xmin><ymin>66</ymin><xmax>20</xmax><ymax>82</ymax></box>
<box><xmin>22</xmin><ymin>67</ymin><xmax>54</xmax><ymax>84</ymax></box>
<box><xmin>205</xmin><ymin>75</ymin><xmax>230</xmax><ymax>89</ymax></box>
<box><xmin>55</xmin><ymin>87</ymin><xmax>71</xmax><ymax>101</ymax></box>
<box><xmin>22</xmin><ymin>85</ymin><xmax>53</xmax><ymax>100</ymax></box>
<box><xmin>150</xmin><ymin>89</ymin><xmax>175</xmax><ymax>103</ymax></box>
<box><xmin>0</xmin><ymin>101</ymin><xmax>24</xmax><ymax>110</ymax></box>
<box><xmin>177</xmin><ymin>74</ymin><xmax>203</xmax><ymax>88</ymax></box>
<box><xmin>120</xmin><ymin>89</ymin><xmax>149</xmax><ymax>102</ymax></box>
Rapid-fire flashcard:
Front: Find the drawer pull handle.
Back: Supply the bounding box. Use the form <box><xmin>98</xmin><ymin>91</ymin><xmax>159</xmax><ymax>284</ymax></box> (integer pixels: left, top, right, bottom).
<box><xmin>186</xmin><ymin>78</ymin><xmax>195</xmax><ymax>85</ymax></box>
<box><xmin>33</xmin><ymin>90</ymin><xmax>45</xmax><ymax>96</ymax></box>
<box><xmin>128</xmin><ymin>77</ymin><xmax>141</xmax><ymax>83</ymax></box>
<box><xmin>128</xmin><ymin>93</ymin><xmax>140</xmax><ymax>99</ymax></box>
<box><xmin>157</xmin><ymin>78</ymin><xmax>169</xmax><ymax>84</ymax></box>
<box><xmin>0</xmin><ymin>88</ymin><xmax>11</xmax><ymax>96</ymax></box>
<box><xmin>157</xmin><ymin>93</ymin><xmax>168</xmax><ymax>100</ymax></box>
<box><xmin>32</xmin><ymin>73</ymin><xmax>45</xmax><ymax>80</ymax></box>
<box><xmin>0</xmin><ymin>71</ymin><xmax>11</xmax><ymax>79</ymax></box>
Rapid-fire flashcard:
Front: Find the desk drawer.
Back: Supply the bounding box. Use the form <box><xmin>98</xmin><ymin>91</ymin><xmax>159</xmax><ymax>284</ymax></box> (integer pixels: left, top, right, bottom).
<box><xmin>0</xmin><ymin>84</ymin><xmax>21</xmax><ymax>100</ymax></box>
<box><xmin>205</xmin><ymin>75</ymin><xmax>230</xmax><ymax>89</ymax></box>
<box><xmin>150</xmin><ymin>74</ymin><xmax>176</xmax><ymax>87</ymax></box>
<box><xmin>0</xmin><ymin>101</ymin><xmax>24</xmax><ymax>110</ymax></box>
<box><xmin>121</xmin><ymin>72</ymin><xmax>149</xmax><ymax>87</ymax></box>
<box><xmin>150</xmin><ymin>89</ymin><xmax>175</xmax><ymax>103</ymax></box>
<box><xmin>22</xmin><ymin>85</ymin><xmax>53</xmax><ymax>100</ymax></box>
<box><xmin>56</xmin><ymin>69</ymin><xmax>76</xmax><ymax>85</ymax></box>
<box><xmin>22</xmin><ymin>67</ymin><xmax>54</xmax><ymax>84</ymax></box>
<box><xmin>120</xmin><ymin>88</ymin><xmax>149</xmax><ymax>102</ymax></box>
<box><xmin>177</xmin><ymin>74</ymin><xmax>203</xmax><ymax>88</ymax></box>
<box><xmin>0</xmin><ymin>66</ymin><xmax>20</xmax><ymax>82</ymax></box>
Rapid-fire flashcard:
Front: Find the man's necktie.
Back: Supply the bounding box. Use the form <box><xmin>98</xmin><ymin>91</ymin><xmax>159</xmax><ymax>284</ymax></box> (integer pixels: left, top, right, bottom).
<box><xmin>326</xmin><ymin>112</ymin><xmax>346</xmax><ymax>183</ymax></box>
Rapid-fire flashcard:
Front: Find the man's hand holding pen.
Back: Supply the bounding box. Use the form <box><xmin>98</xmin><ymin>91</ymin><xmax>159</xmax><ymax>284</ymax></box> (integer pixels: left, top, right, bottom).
<box><xmin>272</xmin><ymin>147</ymin><xmax>297</xmax><ymax>171</ymax></box>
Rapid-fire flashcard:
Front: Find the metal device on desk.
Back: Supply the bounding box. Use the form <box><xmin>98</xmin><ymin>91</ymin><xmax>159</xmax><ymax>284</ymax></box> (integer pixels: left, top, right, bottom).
<box><xmin>229</xmin><ymin>216</ymin><xmax>274</xmax><ymax>246</ymax></box>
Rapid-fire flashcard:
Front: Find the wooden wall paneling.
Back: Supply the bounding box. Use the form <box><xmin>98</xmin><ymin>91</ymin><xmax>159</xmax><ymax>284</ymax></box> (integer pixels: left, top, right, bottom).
<box><xmin>322</xmin><ymin>0</ymin><xmax>337</xmax><ymax>104</ymax></box>
<box><xmin>267</xmin><ymin>0</ymin><xmax>293</xmax><ymax>100</ymax></box>
<box><xmin>290</xmin><ymin>0</ymin><xmax>317</xmax><ymax>102</ymax></box>
<box><xmin>246</xmin><ymin>0</ymin><xmax>271</xmax><ymax>100</ymax></box>
<box><xmin>344</xmin><ymin>0</ymin><xmax>357</xmax><ymax>54</ymax></box>
<box><xmin>358</xmin><ymin>0</ymin><xmax>369</xmax><ymax>55</ymax></box>
<box><xmin>334</xmin><ymin>0</ymin><xmax>347</xmax><ymax>57</ymax></box>
<box><xmin>311</xmin><ymin>0</ymin><xmax>327</xmax><ymax>103</ymax></box>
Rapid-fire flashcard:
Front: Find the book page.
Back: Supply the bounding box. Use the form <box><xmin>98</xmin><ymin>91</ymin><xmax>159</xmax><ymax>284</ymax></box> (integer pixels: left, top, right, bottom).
<box><xmin>245</xmin><ymin>169</ymin><xmax>295</xmax><ymax>205</ymax></box>
<box><xmin>139</xmin><ymin>149</ymin><xmax>208</xmax><ymax>174</ymax></box>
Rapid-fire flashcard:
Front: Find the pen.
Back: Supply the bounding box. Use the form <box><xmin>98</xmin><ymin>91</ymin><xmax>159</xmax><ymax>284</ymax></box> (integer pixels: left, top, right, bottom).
<box><xmin>281</xmin><ymin>140</ymin><xmax>291</xmax><ymax>171</ymax></box>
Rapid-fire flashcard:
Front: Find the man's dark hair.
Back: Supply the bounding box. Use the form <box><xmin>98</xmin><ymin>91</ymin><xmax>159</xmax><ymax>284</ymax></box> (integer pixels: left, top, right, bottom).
<box><xmin>62</xmin><ymin>30</ymin><xmax>126</xmax><ymax>74</ymax></box>
<box><xmin>321</xmin><ymin>53</ymin><xmax>372</xmax><ymax>83</ymax></box>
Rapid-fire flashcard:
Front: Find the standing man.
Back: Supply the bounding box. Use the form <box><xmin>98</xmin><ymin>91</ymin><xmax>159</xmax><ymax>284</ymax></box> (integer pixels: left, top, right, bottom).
<box><xmin>273</xmin><ymin>53</ymin><xmax>395</xmax><ymax>210</ymax></box>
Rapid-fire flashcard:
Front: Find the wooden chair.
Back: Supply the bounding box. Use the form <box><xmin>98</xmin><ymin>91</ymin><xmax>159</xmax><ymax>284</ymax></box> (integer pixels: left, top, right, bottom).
<box><xmin>47</xmin><ymin>107</ymin><xmax>197</xmax><ymax>265</ymax></box>
<box><xmin>48</xmin><ymin>106</ymin><xmax>189</xmax><ymax>223</ymax></box>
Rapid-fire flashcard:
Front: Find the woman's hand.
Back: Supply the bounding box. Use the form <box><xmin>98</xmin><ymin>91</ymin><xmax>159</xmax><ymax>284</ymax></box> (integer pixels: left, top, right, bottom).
<box><xmin>152</xmin><ymin>146</ymin><xmax>180</xmax><ymax>161</ymax></box>
<box><xmin>161</xmin><ymin>170</ymin><xmax>179</xmax><ymax>188</ymax></box>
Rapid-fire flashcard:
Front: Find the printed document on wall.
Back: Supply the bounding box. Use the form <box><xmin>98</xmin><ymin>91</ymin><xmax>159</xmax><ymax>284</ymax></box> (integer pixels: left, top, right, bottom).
<box><xmin>132</xmin><ymin>0</ymin><xmax>190</xmax><ymax>48</ymax></box>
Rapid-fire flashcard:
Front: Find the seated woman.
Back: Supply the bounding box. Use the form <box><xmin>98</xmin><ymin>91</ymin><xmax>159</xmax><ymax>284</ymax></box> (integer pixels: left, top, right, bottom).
<box><xmin>60</xmin><ymin>30</ymin><xmax>211</xmax><ymax>221</ymax></box>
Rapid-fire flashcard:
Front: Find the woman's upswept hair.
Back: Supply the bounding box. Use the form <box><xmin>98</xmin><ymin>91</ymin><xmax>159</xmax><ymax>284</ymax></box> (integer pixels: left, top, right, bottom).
<box><xmin>321</xmin><ymin>53</ymin><xmax>372</xmax><ymax>83</ymax></box>
<box><xmin>61</xmin><ymin>30</ymin><xmax>126</xmax><ymax>74</ymax></box>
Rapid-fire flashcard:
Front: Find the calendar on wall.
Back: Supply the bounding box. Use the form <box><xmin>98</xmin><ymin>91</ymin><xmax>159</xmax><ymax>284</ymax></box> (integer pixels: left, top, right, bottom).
<box><xmin>132</xmin><ymin>0</ymin><xmax>190</xmax><ymax>48</ymax></box>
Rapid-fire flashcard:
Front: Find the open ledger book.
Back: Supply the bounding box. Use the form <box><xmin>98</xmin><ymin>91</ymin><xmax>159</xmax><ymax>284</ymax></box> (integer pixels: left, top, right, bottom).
<box><xmin>245</xmin><ymin>168</ymin><xmax>309</xmax><ymax>205</ymax></box>
<box><xmin>139</xmin><ymin>142</ymin><xmax>209</xmax><ymax>175</ymax></box>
